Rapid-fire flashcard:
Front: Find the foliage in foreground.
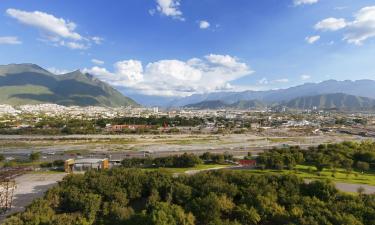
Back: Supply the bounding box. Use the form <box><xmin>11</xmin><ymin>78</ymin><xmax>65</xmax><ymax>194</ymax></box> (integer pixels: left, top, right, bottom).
<box><xmin>5</xmin><ymin>169</ymin><xmax>375</xmax><ymax>225</ymax></box>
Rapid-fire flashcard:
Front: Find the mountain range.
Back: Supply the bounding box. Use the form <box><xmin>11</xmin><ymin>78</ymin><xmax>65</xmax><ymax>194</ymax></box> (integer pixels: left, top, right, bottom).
<box><xmin>1</xmin><ymin>63</ymin><xmax>375</xmax><ymax>111</ymax></box>
<box><xmin>164</xmin><ymin>79</ymin><xmax>375</xmax><ymax>108</ymax></box>
<box><xmin>0</xmin><ymin>64</ymin><xmax>138</xmax><ymax>107</ymax></box>
<box><xmin>185</xmin><ymin>100</ymin><xmax>265</xmax><ymax>110</ymax></box>
<box><xmin>184</xmin><ymin>93</ymin><xmax>375</xmax><ymax>111</ymax></box>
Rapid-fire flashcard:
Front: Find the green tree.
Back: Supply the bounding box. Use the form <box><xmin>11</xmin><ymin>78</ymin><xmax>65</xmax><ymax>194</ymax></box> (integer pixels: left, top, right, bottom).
<box><xmin>356</xmin><ymin>161</ymin><xmax>370</xmax><ymax>172</ymax></box>
<box><xmin>233</xmin><ymin>205</ymin><xmax>261</xmax><ymax>225</ymax></box>
<box><xmin>29</xmin><ymin>151</ymin><xmax>41</xmax><ymax>162</ymax></box>
<box><xmin>149</xmin><ymin>202</ymin><xmax>195</xmax><ymax>225</ymax></box>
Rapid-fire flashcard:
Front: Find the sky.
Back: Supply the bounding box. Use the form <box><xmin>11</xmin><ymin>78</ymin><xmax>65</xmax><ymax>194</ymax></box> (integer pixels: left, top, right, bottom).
<box><xmin>1</xmin><ymin>0</ymin><xmax>375</xmax><ymax>97</ymax></box>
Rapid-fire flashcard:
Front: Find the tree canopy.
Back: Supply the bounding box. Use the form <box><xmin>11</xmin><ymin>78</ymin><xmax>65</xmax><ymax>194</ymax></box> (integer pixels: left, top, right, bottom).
<box><xmin>5</xmin><ymin>168</ymin><xmax>375</xmax><ymax>225</ymax></box>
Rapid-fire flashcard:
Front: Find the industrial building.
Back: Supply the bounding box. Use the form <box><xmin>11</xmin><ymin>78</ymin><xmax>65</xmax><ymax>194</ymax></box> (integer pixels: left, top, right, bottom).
<box><xmin>64</xmin><ymin>158</ymin><xmax>109</xmax><ymax>173</ymax></box>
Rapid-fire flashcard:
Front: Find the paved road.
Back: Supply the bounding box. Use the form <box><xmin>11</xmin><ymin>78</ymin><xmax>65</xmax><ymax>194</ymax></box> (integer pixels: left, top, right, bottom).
<box><xmin>0</xmin><ymin>144</ymin><xmax>314</xmax><ymax>163</ymax></box>
<box><xmin>335</xmin><ymin>182</ymin><xmax>375</xmax><ymax>194</ymax></box>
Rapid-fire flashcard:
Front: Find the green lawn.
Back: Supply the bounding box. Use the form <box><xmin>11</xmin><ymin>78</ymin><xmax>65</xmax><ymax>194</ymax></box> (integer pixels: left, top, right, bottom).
<box><xmin>142</xmin><ymin>164</ymin><xmax>232</xmax><ymax>174</ymax></box>
<box><xmin>243</xmin><ymin>165</ymin><xmax>375</xmax><ymax>186</ymax></box>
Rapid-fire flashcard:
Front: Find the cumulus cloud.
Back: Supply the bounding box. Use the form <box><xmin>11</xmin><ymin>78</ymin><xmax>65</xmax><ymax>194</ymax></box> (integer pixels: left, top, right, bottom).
<box><xmin>152</xmin><ymin>0</ymin><xmax>184</xmax><ymax>20</ymax></box>
<box><xmin>315</xmin><ymin>6</ymin><xmax>375</xmax><ymax>45</ymax></box>
<box><xmin>6</xmin><ymin>8</ymin><xmax>101</xmax><ymax>49</ymax></box>
<box><xmin>199</xmin><ymin>20</ymin><xmax>210</xmax><ymax>29</ymax></box>
<box><xmin>84</xmin><ymin>54</ymin><xmax>253</xmax><ymax>96</ymax></box>
<box><xmin>344</xmin><ymin>6</ymin><xmax>375</xmax><ymax>45</ymax></box>
<box><xmin>294</xmin><ymin>0</ymin><xmax>319</xmax><ymax>6</ymax></box>
<box><xmin>0</xmin><ymin>36</ymin><xmax>22</xmax><ymax>45</ymax></box>
<box><xmin>301</xmin><ymin>74</ymin><xmax>311</xmax><ymax>80</ymax></box>
<box><xmin>91</xmin><ymin>59</ymin><xmax>105</xmax><ymax>65</ymax></box>
<box><xmin>305</xmin><ymin>35</ymin><xmax>320</xmax><ymax>44</ymax></box>
<box><xmin>315</xmin><ymin>18</ymin><xmax>347</xmax><ymax>31</ymax></box>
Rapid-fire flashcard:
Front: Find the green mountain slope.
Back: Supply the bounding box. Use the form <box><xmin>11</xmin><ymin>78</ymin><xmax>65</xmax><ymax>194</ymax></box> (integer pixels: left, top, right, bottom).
<box><xmin>285</xmin><ymin>93</ymin><xmax>375</xmax><ymax>110</ymax></box>
<box><xmin>184</xmin><ymin>99</ymin><xmax>265</xmax><ymax>109</ymax></box>
<box><xmin>184</xmin><ymin>100</ymin><xmax>228</xmax><ymax>109</ymax></box>
<box><xmin>0</xmin><ymin>63</ymin><xmax>138</xmax><ymax>107</ymax></box>
<box><xmin>229</xmin><ymin>100</ymin><xmax>265</xmax><ymax>109</ymax></box>
<box><xmin>185</xmin><ymin>93</ymin><xmax>375</xmax><ymax>111</ymax></box>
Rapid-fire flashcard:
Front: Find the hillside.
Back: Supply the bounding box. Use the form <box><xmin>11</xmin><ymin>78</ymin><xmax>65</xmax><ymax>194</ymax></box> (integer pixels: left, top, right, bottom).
<box><xmin>284</xmin><ymin>93</ymin><xmax>375</xmax><ymax>110</ymax></box>
<box><xmin>0</xmin><ymin>64</ymin><xmax>138</xmax><ymax>107</ymax></box>
<box><xmin>229</xmin><ymin>99</ymin><xmax>265</xmax><ymax>109</ymax></box>
<box><xmin>184</xmin><ymin>93</ymin><xmax>375</xmax><ymax>111</ymax></box>
<box><xmin>184</xmin><ymin>100</ymin><xmax>228</xmax><ymax>109</ymax></box>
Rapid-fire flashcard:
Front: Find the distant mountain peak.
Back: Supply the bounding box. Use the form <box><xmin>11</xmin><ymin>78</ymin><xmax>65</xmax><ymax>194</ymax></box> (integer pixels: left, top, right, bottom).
<box><xmin>166</xmin><ymin>79</ymin><xmax>375</xmax><ymax>108</ymax></box>
<box><xmin>284</xmin><ymin>93</ymin><xmax>375</xmax><ymax>110</ymax></box>
<box><xmin>0</xmin><ymin>63</ymin><xmax>52</xmax><ymax>76</ymax></box>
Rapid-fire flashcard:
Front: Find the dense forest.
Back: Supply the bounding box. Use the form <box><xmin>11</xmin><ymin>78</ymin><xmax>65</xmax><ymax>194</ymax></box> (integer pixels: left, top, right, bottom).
<box><xmin>121</xmin><ymin>152</ymin><xmax>234</xmax><ymax>168</ymax></box>
<box><xmin>257</xmin><ymin>141</ymin><xmax>375</xmax><ymax>172</ymax></box>
<box><xmin>5</xmin><ymin>169</ymin><xmax>375</xmax><ymax>225</ymax></box>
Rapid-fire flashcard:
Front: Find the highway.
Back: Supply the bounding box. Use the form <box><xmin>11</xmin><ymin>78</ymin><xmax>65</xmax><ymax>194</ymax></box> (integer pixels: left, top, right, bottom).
<box><xmin>0</xmin><ymin>143</ymin><xmax>318</xmax><ymax>163</ymax></box>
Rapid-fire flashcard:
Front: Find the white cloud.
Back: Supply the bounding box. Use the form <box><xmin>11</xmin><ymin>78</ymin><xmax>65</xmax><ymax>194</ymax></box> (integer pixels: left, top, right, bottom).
<box><xmin>59</xmin><ymin>41</ymin><xmax>88</xmax><ymax>50</ymax></box>
<box><xmin>84</xmin><ymin>54</ymin><xmax>253</xmax><ymax>96</ymax></box>
<box><xmin>199</xmin><ymin>20</ymin><xmax>210</xmax><ymax>29</ymax></box>
<box><xmin>114</xmin><ymin>60</ymin><xmax>144</xmax><ymax>84</ymax></box>
<box><xmin>0</xmin><ymin>36</ymin><xmax>22</xmax><ymax>45</ymax></box>
<box><xmin>257</xmin><ymin>77</ymin><xmax>289</xmax><ymax>86</ymax></box>
<box><xmin>334</xmin><ymin>6</ymin><xmax>348</xmax><ymax>11</ymax></box>
<box><xmin>258</xmin><ymin>78</ymin><xmax>269</xmax><ymax>85</ymax></box>
<box><xmin>305</xmin><ymin>35</ymin><xmax>320</xmax><ymax>44</ymax></box>
<box><xmin>273</xmin><ymin>78</ymin><xmax>289</xmax><ymax>83</ymax></box>
<box><xmin>294</xmin><ymin>0</ymin><xmax>319</xmax><ymax>6</ymax></box>
<box><xmin>6</xmin><ymin>8</ymin><xmax>81</xmax><ymax>40</ymax></box>
<box><xmin>6</xmin><ymin>8</ymin><xmax>100</xmax><ymax>49</ymax></box>
<box><xmin>315</xmin><ymin>6</ymin><xmax>375</xmax><ymax>45</ymax></box>
<box><xmin>47</xmin><ymin>67</ymin><xmax>71</xmax><ymax>75</ymax></box>
<box><xmin>301</xmin><ymin>74</ymin><xmax>311</xmax><ymax>80</ymax></box>
<box><xmin>344</xmin><ymin>6</ymin><xmax>375</xmax><ymax>45</ymax></box>
<box><xmin>315</xmin><ymin>18</ymin><xmax>347</xmax><ymax>31</ymax></box>
<box><xmin>153</xmin><ymin>0</ymin><xmax>184</xmax><ymax>20</ymax></box>
<box><xmin>91</xmin><ymin>37</ymin><xmax>103</xmax><ymax>44</ymax></box>
<box><xmin>205</xmin><ymin>54</ymin><xmax>245</xmax><ymax>68</ymax></box>
<box><xmin>91</xmin><ymin>59</ymin><xmax>105</xmax><ymax>65</ymax></box>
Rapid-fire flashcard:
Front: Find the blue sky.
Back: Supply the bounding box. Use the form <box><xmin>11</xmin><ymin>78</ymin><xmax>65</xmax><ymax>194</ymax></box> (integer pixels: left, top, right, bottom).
<box><xmin>1</xmin><ymin>0</ymin><xmax>375</xmax><ymax>97</ymax></box>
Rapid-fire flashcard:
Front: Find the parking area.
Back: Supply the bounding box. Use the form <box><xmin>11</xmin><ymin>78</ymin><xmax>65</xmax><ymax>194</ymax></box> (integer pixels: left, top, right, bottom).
<box><xmin>0</xmin><ymin>173</ymin><xmax>66</xmax><ymax>222</ymax></box>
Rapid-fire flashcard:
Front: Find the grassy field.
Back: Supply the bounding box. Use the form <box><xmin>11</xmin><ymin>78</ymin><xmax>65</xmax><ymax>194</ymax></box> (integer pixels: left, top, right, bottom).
<box><xmin>142</xmin><ymin>164</ymin><xmax>232</xmax><ymax>174</ymax></box>
<box><xmin>242</xmin><ymin>165</ymin><xmax>375</xmax><ymax>186</ymax></box>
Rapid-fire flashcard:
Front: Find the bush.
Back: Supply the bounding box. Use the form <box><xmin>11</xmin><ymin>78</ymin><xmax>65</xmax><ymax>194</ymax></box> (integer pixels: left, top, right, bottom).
<box><xmin>40</xmin><ymin>162</ymin><xmax>53</xmax><ymax>168</ymax></box>
<box><xmin>356</xmin><ymin>161</ymin><xmax>370</xmax><ymax>172</ymax></box>
<box><xmin>53</xmin><ymin>160</ymin><xmax>65</xmax><ymax>167</ymax></box>
<box><xmin>29</xmin><ymin>151</ymin><xmax>41</xmax><ymax>162</ymax></box>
